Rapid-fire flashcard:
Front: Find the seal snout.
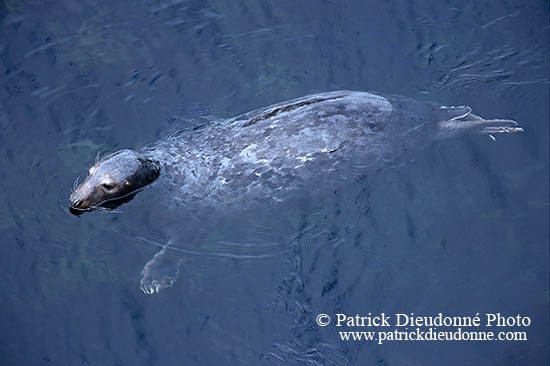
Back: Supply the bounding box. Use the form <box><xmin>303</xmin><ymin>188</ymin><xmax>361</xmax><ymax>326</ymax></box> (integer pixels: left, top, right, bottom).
<box><xmin>70</xmin><ymin>197</ymin><xmax>82</xmax><ymax>209</ymax></box>
<box><xmin>69</xmin><ymin>191</ymin><xmax>89</xmax><ymax>215</ymax></box>
<box><xmin>69</xmin><ymin>190</ymin><xmax>83</xmax><ymax>207</ymax></box>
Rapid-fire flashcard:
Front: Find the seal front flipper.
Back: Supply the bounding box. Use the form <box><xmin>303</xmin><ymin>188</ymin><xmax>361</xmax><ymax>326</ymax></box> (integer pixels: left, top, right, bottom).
<box><xmin>140</xmin><ymin>241</ymin><xmax>183</xmax><ymax>295</ymax></box>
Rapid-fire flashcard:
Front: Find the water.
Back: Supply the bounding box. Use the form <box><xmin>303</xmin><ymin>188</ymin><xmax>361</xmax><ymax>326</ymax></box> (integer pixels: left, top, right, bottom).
<box><xmin>0</xmin><ymin>0</ymin><xmax>548</xmax><ymax>365</ymax></box>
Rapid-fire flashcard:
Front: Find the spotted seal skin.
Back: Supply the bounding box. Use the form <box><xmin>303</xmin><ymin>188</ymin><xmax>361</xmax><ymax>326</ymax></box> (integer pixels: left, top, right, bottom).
<box><xmin>68</xmin><ymin>90</ymin><xmax>522</xmax><ymax>294</ymax></box>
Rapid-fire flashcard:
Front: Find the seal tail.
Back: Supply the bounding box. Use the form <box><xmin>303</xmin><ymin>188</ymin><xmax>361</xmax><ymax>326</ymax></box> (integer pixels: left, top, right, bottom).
<box><xmin>435</xmin><ymin>105</ymin><xmax>523</xmax><ymax>140</ymax></box>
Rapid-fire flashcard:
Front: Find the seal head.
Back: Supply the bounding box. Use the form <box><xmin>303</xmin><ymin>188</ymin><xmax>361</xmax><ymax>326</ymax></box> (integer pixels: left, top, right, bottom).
<box><xmin>69</xmin><ymin>149</ymin><xmax>160</xmax><ymax>215</ymax></box>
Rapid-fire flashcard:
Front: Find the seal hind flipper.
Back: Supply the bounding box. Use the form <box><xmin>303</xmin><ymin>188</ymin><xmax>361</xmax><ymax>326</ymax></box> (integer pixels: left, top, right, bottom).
<box><xmin>436</xmin><ymin>106</ymin><xmax>522</xmax><ymax>139</ymax></box>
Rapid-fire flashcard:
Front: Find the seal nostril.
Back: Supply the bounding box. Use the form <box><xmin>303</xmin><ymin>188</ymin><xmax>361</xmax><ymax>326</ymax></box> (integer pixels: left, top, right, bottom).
<box><xmin>68</xmin><ymin>197</ymin><xmax>86</xmax><ymax>216</ymax></box>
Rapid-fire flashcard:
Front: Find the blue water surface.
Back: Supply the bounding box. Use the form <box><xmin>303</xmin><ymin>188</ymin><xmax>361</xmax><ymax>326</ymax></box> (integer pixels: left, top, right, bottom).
<box><xmin>0</xmin><ymin>1</ymin><xmax>548</xmax><ymax>365</ymax></box>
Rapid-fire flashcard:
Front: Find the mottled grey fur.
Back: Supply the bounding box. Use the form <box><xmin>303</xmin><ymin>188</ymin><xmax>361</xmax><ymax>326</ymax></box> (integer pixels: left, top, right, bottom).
<box><xmin>69</xmin><ymin>90</ymin><xmax>521</xmax><ymax>294</ymax></box>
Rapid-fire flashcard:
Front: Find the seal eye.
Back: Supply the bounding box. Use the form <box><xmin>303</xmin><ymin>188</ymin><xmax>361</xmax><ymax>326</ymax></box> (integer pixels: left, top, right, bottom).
<box><xmin>102</xmin><ymin>183</ymin><xmax>116</xmax><ymax>191</ymax></box>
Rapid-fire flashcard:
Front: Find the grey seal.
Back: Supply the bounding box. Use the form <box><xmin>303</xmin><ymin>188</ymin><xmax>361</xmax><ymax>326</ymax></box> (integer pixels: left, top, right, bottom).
<box><xmin>68</xmin><ymin>90</ymin><xmax>522</xmax><ymax>294</ymax></box>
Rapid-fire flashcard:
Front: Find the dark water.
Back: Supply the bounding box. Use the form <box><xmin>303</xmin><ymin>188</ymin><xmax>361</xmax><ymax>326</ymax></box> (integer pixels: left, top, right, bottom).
<box><xmin>0</xmin><ymin>0</ymin><xmax>548</xmax><ymax>365</ymax></box>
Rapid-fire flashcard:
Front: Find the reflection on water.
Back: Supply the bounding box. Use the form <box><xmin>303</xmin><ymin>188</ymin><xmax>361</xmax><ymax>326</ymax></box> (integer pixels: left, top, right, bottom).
<box><xmin>0</xmin><ymin>0</ymin><xmax>548</xmax><ymax>365</ymax></box>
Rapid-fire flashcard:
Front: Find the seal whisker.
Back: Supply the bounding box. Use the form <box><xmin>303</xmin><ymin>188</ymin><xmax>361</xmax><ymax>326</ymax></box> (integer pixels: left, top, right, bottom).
<box><xmin>93</xmin><ymin>206</ymin><xmax>124</xmax><ymax>214</ymax></box>
<box><xmin>72</xmin><ymin>175</ymin><xmax>81</xmax><ymax>193</ymax></box>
